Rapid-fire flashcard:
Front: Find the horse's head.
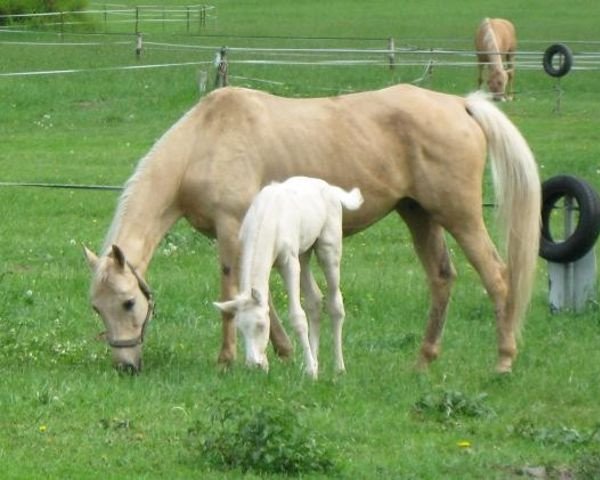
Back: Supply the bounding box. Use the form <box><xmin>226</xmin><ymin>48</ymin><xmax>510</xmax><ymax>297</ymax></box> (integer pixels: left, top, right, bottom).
<box><xmin>214</xmin><ymin>288</ymin><xmax>270</xmax><ymax>371</ymax></box>
<box><xmin>83</xmin><ymin>244</ymin><xmax>154</xmax><ymax>374</ymax></box>
<box><xmin>487</xmin><ymin>68</ymin><xmax>508</xmax><ymax>101</ymax></box>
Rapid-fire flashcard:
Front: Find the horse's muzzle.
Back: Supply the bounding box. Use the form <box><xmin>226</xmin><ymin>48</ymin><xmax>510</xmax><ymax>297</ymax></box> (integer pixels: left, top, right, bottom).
<box><xmin>111</xmin><ymin>346</ymin><xmax>142</xmax><ymax>374</ymax></box>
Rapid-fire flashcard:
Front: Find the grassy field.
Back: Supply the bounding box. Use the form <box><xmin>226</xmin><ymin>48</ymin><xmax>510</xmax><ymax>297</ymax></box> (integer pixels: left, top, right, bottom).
<box><xmin>2</xmin><ymin>1</ymin><xmax>600</xmax><ymax>478</ymax></box>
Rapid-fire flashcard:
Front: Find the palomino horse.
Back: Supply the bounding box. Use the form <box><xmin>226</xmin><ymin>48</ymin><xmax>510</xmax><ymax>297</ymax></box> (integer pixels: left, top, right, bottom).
<box><xmin>475</xmin><ymin>18</ymin><xmax>517</xmax><ymax>100</ymax></box>
<box><xmin>84</xmin><ymin>84</ymin><xmax>540</xmax><ymax>374</ymax></box>
<box><xmin>214</xmin><ymin>176</ymin><xmax>364</xmax><ymax>379</ymax></box>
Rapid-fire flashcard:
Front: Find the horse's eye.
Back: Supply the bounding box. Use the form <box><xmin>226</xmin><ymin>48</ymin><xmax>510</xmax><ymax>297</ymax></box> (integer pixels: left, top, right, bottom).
<box><xmin>123</xmin><ymin>299</ymin><xmax>135</xmax><ymax>311</ymax></box>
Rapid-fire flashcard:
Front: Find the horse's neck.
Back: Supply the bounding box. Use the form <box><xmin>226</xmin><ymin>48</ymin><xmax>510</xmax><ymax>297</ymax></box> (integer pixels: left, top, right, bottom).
<box><xmin>103</xmin><ymin>136</ymin><xmax>187</xmax><ymax>274</ymax></box>
<box><xmin>484</xmin><ymin>22</ymin><xmax>503</xmax><ymax>69</ymax></box>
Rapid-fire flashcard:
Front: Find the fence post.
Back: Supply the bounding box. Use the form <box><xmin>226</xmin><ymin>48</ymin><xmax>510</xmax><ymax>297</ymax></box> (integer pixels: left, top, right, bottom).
<box><xmin>135</xmin><ymin>6</ymin><xmax>139</xmax><ymax>34</ymax></box>
<box><xmin>547</xmin><ymin>195</ymin><xmax>598</xmax><ymax>312</ymax></box>
<box><xmin>214</xmin><ymin>47</ymin><xmax>229</xmax><ymax>89</ymax></box>
<box><xmin>387</xmin><ymin>37</ymin><xmax>395</xmax><ymax>69</ymax></box>
<box><xmin>186</xmin><ymin>6</ymin><xmax>190</xmax><ymax>33</ymax></box>
<box><xmin>135</xmin><ymin>32</ymin><xmax>143</xmax><ymax>59</ymax></box>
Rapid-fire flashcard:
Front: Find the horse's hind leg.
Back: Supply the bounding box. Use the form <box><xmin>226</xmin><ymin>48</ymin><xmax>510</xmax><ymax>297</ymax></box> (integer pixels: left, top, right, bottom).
<box><xmin>300</xmin><ymin>251</ymin><xmax>323</xmax><ymax>365</ymax></box>
<box><xmin>397</xmin><ymin>200</ymin><xmax>457</xmax><ymax>370</ymax></box>
<box><xmin>448</xmin><ymin>219</ymin><xmax>513</xmax><ymax>372</ymax></box>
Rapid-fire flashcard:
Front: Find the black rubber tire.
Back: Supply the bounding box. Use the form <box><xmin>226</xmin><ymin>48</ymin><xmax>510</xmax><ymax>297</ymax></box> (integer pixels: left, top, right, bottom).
<box><xmin>540</xmin><ymin>175</ymin><xmax>600</xmax><ymax>263</ymax></box>
<box><xmin>543</xmin><ymin>43</ymin><xmax>573</xmax><ymax>78</ymax></box>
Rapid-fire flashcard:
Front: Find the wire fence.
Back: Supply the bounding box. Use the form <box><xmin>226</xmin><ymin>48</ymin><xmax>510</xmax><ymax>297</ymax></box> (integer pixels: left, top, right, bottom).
<box><xmin>0</xmin><ymin>4</ymin><xmax>216</xmax><ymax>35</ymax></box>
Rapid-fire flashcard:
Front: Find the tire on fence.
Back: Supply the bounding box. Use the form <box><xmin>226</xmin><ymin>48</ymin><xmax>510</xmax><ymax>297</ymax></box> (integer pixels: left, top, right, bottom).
<box><xmin>539</xmin><ymin>175</ymin><xmax>600</xmax><ymax>263</ymax></box>
<box><xmin>543</xmin><ymin>43</ymin><xmax>573</xmax><ymax>78</ymax></box>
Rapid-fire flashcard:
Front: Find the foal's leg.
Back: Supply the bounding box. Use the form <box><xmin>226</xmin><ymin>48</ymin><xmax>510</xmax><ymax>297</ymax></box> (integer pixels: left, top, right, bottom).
<box><xmin>279</xmin><ymin>253</ymin><xmax>318</xmax><ymax>378</ymax></box>
<box><xmin>314</xmin><ymin>236</ymin><xmax>347</xmax><ymax>374</ymax></box>
<box><xmin>215</xmin><ymin>217</ymin><xmax>292</xmax><ymax>365</ymax></box>
<box><xmin>300</xmin><ymin>251</ymin><xmax>323</xmax><ymax>366</ymax></box>
<box><xmin>397</xmin><ymin>200</ymin><xmax>457</xmax><ymax>371</ymax></box>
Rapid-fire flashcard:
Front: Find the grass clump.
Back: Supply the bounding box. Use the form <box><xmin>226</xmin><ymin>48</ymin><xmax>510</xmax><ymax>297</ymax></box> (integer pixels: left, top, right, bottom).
<box><xmin>413</xmin><ymin>389</ymin><xmax>495</xmax><ymax>423</ymax></box>
<box><xmin>188</xmin><ymin>397</ymin><xmax>339</xmax><ymax>476</ymax></box>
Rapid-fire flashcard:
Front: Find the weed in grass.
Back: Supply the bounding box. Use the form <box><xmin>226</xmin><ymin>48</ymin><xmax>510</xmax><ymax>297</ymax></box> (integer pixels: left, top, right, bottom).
<box><xmin>188</xmin><ymin>396</ymin><xmax>339</xmax><ymax>476</ymax></box>
<box><xmin>512</xmin><ymin>419</ymin><xmax>600</xmax><ymax>448</ymax></box>
<box><xmin>413</xmin><ymin>389</ymin><xmax>495</xmax><ymax>424</ymax></box>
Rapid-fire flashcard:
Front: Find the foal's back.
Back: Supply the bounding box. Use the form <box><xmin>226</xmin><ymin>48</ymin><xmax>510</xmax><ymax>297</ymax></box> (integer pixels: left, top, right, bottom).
<box><xmin>241</xmin><ymin>177</ymin><xmax>341</xmax><ymax>256</ymax></box>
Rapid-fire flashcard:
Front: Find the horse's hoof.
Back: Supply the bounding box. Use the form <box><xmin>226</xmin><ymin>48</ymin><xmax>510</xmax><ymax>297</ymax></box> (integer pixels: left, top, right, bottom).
<box><xmin>495</xmin><ymin>360</ymin><xmax>513</xmax><ymax>374</ymax></box>
<box><xmin>217</xmin><ymin>349</ymin><xmax>236</xmax><ymax>366</ymax></box>
<box><xmin>273</xmin><ymin>344</ymin><xmax>294</xmax><ymax>361</ymax></box>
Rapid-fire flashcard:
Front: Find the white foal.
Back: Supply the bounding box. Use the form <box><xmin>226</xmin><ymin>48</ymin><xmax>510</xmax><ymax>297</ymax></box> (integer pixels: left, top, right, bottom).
<box><xmin>214</xmin><ymin>176</ymin><xmax>363</xmax><ymax>379</ymax></box>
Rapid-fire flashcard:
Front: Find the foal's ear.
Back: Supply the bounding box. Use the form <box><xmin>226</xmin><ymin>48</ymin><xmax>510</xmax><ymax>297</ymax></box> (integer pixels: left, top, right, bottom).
<box><xmin>213</xmin><ymin>299</ymin><xmax>240</xmax><ymax>314</ymax></box>
<box><xmin>110</xmin><ymin>244</ymin><xmax>127</xmax><ymax>270</ymax></box>
<box><xmin>82</xmin><ymin>245</ymin><xmax>99</xmax><ymax>271</ymax></box>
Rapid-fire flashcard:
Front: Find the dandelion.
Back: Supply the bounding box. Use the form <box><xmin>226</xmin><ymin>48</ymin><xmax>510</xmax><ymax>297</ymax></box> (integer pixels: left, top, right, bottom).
<box><xmin>39</xmin><ymin>425</ymin><xmax>47</xmax><ymax>433</ymax></box>
<box><xmin>457</xmin><ymin>440</ymin><xmax>471</xmax><ymax>449</ymax></box>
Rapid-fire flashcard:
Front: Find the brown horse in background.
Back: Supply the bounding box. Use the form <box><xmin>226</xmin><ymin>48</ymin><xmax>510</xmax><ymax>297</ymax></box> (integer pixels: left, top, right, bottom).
<box><xmin>84</xmin><ymin>85</ymin><xmax>540</xmax><ymax>375</ymax></box>
<box><xmin>475</xmin><ymin>17</ymin><xmax>517</xmax><ymax>100</ymax></box>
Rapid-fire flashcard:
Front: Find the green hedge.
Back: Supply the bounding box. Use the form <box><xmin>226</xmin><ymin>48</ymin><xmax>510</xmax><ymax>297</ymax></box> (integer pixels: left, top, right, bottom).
<box><xmin>0</xmin><ymin>0</ymin><xmax>89</xmax><ymax>23</ymax></box>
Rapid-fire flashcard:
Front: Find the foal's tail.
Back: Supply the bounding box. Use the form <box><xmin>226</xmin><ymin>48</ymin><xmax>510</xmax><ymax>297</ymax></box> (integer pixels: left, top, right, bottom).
<box><xmin>466</xmin><ymin>91</ymin><xmax>541</xmax><ymax>334</ymax></box>
<box><xmin>331</xmin><ymin>186</ymin><xmax>364</xmax><ymax>211</ymax></box>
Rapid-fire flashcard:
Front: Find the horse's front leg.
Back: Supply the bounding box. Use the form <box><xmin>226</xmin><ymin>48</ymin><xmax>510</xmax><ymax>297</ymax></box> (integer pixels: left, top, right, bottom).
<box><xmin>215</xmin><ymin>218</ymin><xmax>242</xmax><ymax>366</ymax></box>
<box><xmin>505</xmin><ymin>55</ymin><xmax>516</xmax><ymax>100</ymax></box>
<box><xmin>268</xmin><ymin>294</ymin><xmax>293</xmax><ymax>360</ymax></box>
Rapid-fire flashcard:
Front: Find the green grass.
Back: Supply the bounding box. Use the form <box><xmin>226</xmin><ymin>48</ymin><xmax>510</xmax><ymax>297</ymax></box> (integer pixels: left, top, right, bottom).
<box><xmin>2</xmin><ymin>1</ymin><xmax>600</xmax><ymax>478</ymax></box>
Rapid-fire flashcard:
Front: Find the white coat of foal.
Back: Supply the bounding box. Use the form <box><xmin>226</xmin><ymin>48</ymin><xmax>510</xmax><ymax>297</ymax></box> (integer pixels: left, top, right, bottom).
<box><xmin>214</xmin><ymin>176</ymin><xmax>363</xmax><ymax>379</ymax></box>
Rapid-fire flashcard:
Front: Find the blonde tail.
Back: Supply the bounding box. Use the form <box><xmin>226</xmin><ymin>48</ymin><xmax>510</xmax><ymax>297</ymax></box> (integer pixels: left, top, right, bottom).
<box><xmin>466</xmin><ymin>91</ymin><xmax>541</xmax><ymax>334</ymax></box>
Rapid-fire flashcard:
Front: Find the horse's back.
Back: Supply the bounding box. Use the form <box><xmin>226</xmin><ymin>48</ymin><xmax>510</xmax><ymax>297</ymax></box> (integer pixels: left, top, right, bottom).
<box><xmin>475</xmin><ymin>17</ymin><xmax>516</xmax><ymax>55</ymax></box>
<box><xmin>181</xmin><ymin>85</ymin><xmax>486</xmax><ymax>234</ymax></box>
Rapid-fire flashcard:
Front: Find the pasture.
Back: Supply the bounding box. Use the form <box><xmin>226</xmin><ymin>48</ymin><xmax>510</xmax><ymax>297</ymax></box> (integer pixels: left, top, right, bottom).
<box><xmin>1</xmin><ymin>0</ymin><xmax>600</xmax><ymax>478</ymax></box>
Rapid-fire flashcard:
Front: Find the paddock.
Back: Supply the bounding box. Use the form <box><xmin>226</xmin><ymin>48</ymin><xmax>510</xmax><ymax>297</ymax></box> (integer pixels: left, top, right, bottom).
<box><xmin>2</xmin><ymin>2</ymin><xmax>600</xmax><ymax>477</ymax></box>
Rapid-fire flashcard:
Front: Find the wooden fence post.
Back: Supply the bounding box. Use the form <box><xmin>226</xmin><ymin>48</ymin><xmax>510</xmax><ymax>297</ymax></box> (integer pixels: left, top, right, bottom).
<box><xmin>214</xmin><ymin>47</ymin><xmax>229</xmax><ymax>89</ymax></box>
<box><xmin>135</xmin><ymin>32</ymin><xmax>143</xmax><ymax>59</ymax></box>
<box><xmin>387</xmin><ymin>37</ymin><xmax>395</xmax><ymax>69</ymax></box>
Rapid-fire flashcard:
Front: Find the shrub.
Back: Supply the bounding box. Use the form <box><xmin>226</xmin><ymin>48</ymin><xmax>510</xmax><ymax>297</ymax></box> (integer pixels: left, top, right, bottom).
<box><xmin>0</xmin><ymin>0</ymin><xmax>89</xmax><ymax>25</ymax></box>
<box><xmin>188</xmin><ymin>397</ymin><xmax>339</xmax><ymax>476</ymax></box>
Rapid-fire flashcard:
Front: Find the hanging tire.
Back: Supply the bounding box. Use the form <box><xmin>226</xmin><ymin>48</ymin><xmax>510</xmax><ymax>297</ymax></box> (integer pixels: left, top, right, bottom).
<box><xmin>539</xmin><ymin>175</ymin><xmax>600</xmax><ymax>263</ymax></box>
<box><xmin>543</xmin><ymin>43</ymin><xmax>573</xmax><ymax>78</ymax></box>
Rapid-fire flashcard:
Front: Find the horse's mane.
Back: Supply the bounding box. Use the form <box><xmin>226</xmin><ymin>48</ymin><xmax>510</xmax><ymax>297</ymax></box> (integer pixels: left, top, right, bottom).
<box><xmin>482</xmin><ymin>17</ymin><xmax>499</xmax><ymax>53</ymax></box>
<box><xmin>102</xmin><ymin>106</ymin><xmax>196</xmax><ymax>254</ymax></box>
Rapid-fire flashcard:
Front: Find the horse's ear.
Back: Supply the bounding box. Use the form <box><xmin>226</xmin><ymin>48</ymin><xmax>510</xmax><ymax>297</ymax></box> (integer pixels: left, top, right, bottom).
<box><xmin>251</xmin><ymin>288</ymin><xmax>263</xmax><ymax>305</ymax></box>
<box><xmin>110</xmin><ymin>244</ymin><xmax>127</xmax><ymax>270</ymax></box>
<box><xmin>82</xmin><ymin>245</ymin><xmax>99</xmax><ymax>271</ymax></box>
<box><xmin>213</xmin><ymin>299</ymin><xmax>240</xmax><ymax>314</ymax></box>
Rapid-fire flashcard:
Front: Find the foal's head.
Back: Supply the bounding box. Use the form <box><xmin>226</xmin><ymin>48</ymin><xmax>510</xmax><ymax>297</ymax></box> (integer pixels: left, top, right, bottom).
<box><xmin>84</xmin><ymin>244</ymin><xmax>153</xmax><ymax>374</ymax></box>
<box><xmin>488</xmin><ymin>68</ymin><xmax>508</xmax><ymax>101</ymax></box>
<box><xmin>214</xmin><ymin>289</ymin><xmax>270</xmax><ymax>371</ymax></box>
